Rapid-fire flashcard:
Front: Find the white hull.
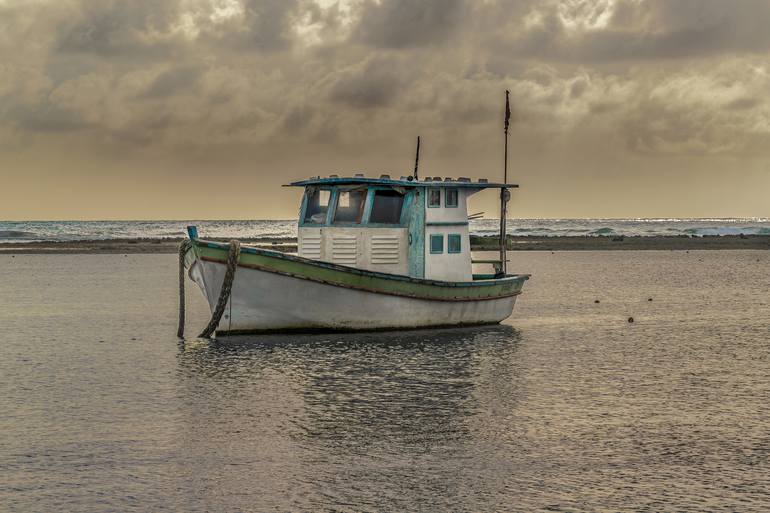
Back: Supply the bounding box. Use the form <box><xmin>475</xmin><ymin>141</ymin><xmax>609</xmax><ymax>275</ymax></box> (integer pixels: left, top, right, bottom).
<box><xmin>189</xmin><ymin>258</ymin><xmax>518</xmax><ymax>333</ymax></box>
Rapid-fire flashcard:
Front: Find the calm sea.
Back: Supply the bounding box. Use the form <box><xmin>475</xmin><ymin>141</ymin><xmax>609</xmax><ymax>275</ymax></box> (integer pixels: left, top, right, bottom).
<box><xmin>1</xmin><ymin>250</ymin><xmax>768</xmax><ymax>511</ymax></box>
<box><xmin>1</xmin><ymin>218</ymin><xmax>770</xmax><ymax>243</ymax></box>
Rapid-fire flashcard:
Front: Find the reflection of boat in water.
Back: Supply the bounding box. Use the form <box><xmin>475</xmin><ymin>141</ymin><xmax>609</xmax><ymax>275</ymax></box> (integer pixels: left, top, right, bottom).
<box><xmin>177</xmin><ymin>325</ymin><xmax>523</xmax><ymax>439</ymax></box>
<box><xmin>174</xmin><ymin>325</ymin><xmax>523</xmax><ymax>509</ymax></box>
<box><xmin>183</xmin><ymin>176</ymin><xmax>529</xmax><ymax>335</ymax></box>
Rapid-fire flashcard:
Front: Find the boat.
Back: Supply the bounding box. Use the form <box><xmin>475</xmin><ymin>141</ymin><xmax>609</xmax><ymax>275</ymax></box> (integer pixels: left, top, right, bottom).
<box><xmin>180</xmin><ymin>174</ymin><xmax>529</xmax><ymax>335</ymax></box>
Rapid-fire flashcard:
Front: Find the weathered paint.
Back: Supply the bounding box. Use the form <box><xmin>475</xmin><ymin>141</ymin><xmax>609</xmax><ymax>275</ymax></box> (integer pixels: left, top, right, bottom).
<box><xmin>299</xmin><ymin>225</ymin><xmax>408</xmax><ymax>275</ymax></box>
<box><xmin>186</xmin><ymin>242</ymin><xmax>526</xmax><ymax>333</ymax></box>
<box><xmin>190</xmin><ymin>240</ymin><xmax>528</xmax><ymax>302</ymax></box>
<box><xmin>424</xmin><ymin>187</ymin><xmax>475</xmax><ymax>282</ymax></box>
<box><xmin>407</xmin><ymin>188</ymin><xmax>426</xmax><ymax>278</ymax></box>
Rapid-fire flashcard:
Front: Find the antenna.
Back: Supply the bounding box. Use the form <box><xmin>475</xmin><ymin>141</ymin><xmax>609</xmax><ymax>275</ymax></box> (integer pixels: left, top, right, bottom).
<box><xmin>413</xmin><ymin>136</ymin><xmax>421</xmax><ymax>180</ymax></box>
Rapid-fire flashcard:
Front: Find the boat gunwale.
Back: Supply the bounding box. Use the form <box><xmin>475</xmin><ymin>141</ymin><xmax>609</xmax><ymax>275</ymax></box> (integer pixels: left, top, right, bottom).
<box><xmin>198</xmin><ymin>255</ymin><xmax>524</xmax><ymax>302</ymax></box>
<box><xmin>193</xmin><ymin>239</ymin><xmax>530</xmax><ymax>289</ymax></box>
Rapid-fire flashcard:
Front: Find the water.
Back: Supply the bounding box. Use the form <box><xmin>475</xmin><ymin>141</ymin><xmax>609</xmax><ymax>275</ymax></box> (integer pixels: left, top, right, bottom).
<box><xmin>2</xmin><ymin>218</ymin><xmax>770</xmax><ymax>243</ymax></box>
<box><xmin>1</xmin><ymin>251</ymin><xmax>769</xmax><ymax>511</ymax></box>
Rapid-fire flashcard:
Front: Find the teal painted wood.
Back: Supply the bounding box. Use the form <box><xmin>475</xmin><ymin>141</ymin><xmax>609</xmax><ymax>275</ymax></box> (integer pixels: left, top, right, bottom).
<box><xmin>445</xmin><ymin>188</ymin><xmax>459</xmax><ymax>207</ymax></box>
<box><xmin>195</xmin><ymin>239</ymin><xmax>529</xmax><ymax>296</ymax></box>
<box><xmin>362</xmin><ymin>188</ymin><xmax>375</xmax><ymax>223</ymax></box>
<box><xmin>398</xmin><ymin>187</ymin><xmax>413</xmax><ymax>226</ymax></box>
<box><xmin>325</xmin><ymin>188</ymin><xmax>338</xmax><ymax>225</ymax></box>
<box><xmin>430</xmin><ymin>234</ymin><xmax>444</xmax><ymax>254</ymax></box>
<box><xmin>427</xmin><ymin>187</ymin><xmax>441</xmax><ymax>208</ymax></box>
<box><xmin>407</xmin><ymin>189</ymin><xmax>426</xmax><ymax>278</ymax></box>
<box><xmin>448</xmin><ymin>234</ymin><xmax>462</xmax><ymax>253</ymax></box>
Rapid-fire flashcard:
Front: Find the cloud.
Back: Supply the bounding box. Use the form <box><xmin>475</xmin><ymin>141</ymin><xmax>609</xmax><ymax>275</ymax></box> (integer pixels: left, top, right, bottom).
<box><xmin>492</xmin><ymin>0</ymin><xmax>770</xmax><ymax>62</ymax></box>
<box><xmin>352</xmin><ymin>0</ymin><xmax>468</xmax><ymax>48</ymax></box>
<box><xmin>1</xmin><ymin>0</ymin><xmax>769</xmax><ymax>160</ymax></box>
<box><xmin>326</xmin><ymin>55</ymin><xmax>412</xmax><ymax>108</ymax></box>
<box><xmin>141</xmin><ymin>66</ymin><xmax>204</xmax><ymax>98</ymax></box>
<box><xmin>55</xmin><ymin>0</ymin><xmax>188</xmax><ymax>57</ymax></box>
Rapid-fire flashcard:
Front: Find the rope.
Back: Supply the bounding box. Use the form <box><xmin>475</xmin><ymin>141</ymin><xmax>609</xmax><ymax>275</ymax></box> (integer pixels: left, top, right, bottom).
<box><xmin>177</xmin><ymin>239</ymin><xmax>241</xmax><ymax>339</ymax></box>
<box><xmin>177</xmin><ymin>239</ymin><xmax>192</xmax><ymax>338</ymax></box>
<box><xmin>197</xmin><ymin>240</ymin><xmax>241</xmax><ymax>339</ymax></box>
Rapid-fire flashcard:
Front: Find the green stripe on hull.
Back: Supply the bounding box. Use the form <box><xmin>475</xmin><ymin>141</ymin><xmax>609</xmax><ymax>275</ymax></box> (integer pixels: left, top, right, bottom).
<box><xmin>190</xmin><ymin>240</ymin><xmax>528</xmax><ymax>302</ymax></box>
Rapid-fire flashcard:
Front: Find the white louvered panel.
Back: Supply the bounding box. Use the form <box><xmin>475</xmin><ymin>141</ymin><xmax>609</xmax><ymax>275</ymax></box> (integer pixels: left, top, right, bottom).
<box><xmin>370</xmin><ymin>236</ymin><xmax>400</xmax><ymax>264</ymax></box>
<box><xmin>299</xmin><ymin>235</ymin><xmax>321</xmax><ymax>259</ymax></box>
<box><xmin>332</xmin><ymin>236</ymin><xmax>358</xmax><ymax>265</ymax></box>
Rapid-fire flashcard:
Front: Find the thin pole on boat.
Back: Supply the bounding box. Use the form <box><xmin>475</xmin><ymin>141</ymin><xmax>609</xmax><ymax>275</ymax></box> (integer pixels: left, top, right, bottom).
<box><xmin>499</xmin><ymin>90</ymin><xmax>511</xmax><ymax>275</ymax></box>
<box><xmin>413</xmin><ymin>136</ymin><xmax>421</xmax><ymax>180</ymax></box>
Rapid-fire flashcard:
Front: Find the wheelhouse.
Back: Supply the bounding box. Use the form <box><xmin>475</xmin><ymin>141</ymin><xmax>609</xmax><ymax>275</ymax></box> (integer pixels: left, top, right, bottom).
<box><xmin>288</xmin><ymin>175</ymin><xmax>517</xmax><ymax>282</ymax></box>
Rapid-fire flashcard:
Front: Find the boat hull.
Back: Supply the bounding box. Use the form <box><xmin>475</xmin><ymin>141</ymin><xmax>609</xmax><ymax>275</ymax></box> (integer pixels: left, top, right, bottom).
<box><xmin>185</xmin><ymin>241</ymin><xmax>528</xmax><ymax>334</ymax></box>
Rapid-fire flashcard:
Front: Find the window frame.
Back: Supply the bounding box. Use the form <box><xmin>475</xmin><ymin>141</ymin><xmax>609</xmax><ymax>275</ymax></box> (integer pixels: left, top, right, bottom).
<box><xmin>430</xmin><ymin>234</ymin><xmax>444</xmax><ymax>254</ymax></box>
<box><xmin>427</xmin><ymin>188</ymin><xmax>441</xmax><ymax>208</ymax></box>
<box><xmin>447</xmin><ymin>233</ymin><xmax>462</xmax><ymax>254</ymax></box>
<box><xmin>332</xmin><ymin>188</ymin><xmax>368</xmax><ymax>225</ymax></box>
<box><xmin>367</xmin><ymin>187</ymin><xmax>407</xmax><ymax>225</ymax></box>
<box><xmin>300</xmin><ymin>186</ymin><xmax>333</xmax><ymax>226</ymax></box>
<box><xmin>445</xmin><ymin>188</ymin><xmax>459</xmax><ymax>208</ymax></box>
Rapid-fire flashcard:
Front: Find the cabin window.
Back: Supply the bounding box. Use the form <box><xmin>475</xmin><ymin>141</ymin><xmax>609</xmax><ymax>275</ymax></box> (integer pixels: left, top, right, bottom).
<box><xmin>428</xmin><ymin>188</ymin><xmax>441</xmax><ymax>208</ymax></box>
<box><xmin>369</xmin><ymin>189</ymin><xmax>405</xmax><ymax>224</ymax></box>
<box><xmin>445</xmin><ymin>188</ymin><xmax>458</xmax><ymax>208</ymax></box>
<box><xmin>304</xmin><ymin>188</ymin><xmax>331</xmax><ymax>224</ymax></box>
<box><xmin>333</xmin><ymin>190</ymin><xmax>366</xmax><ymax>224</ymax></box>
<box><xmin>430</xmin><ymin>234</ymin><xmax>444</xmax><ymax>254</ymax></box>
<box><xmin>448</xmin><ymin>234</ymin><xmax>462</xmax><ymax>253</ymax></box>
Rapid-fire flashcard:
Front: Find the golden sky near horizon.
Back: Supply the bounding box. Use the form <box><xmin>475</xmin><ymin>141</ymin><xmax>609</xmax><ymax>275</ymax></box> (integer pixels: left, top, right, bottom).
<box><xmin>1</xmin><ymin>0</ymin><xmax>770</xmax><ymax>220</ymax></box>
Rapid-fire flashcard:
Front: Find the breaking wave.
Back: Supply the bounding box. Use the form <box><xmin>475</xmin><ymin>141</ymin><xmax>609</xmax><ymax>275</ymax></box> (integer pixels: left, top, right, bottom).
<box><xmin>1</xmin><ymin>218</ymin><xmax>769</xmax><ymax>242</ymax></box>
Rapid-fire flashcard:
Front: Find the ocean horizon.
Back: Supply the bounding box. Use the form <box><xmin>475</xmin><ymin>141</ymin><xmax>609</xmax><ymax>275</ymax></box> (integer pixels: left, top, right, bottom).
<box><xmin>2</xmin><ymin>218</ymin><xmax>770</xmax><ymax>243</ymax></box>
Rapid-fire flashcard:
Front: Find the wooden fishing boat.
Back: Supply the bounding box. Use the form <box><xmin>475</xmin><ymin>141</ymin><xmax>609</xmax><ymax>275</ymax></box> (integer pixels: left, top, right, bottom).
<box><xmin>181</xmin><ymin>175</ymin><xmax>529</xmax><ymax>335</ymax></box>
<box><xmin>179</xmin><ymin>92</ymin><xmax>527</xmax><ymax>336</ymax></box>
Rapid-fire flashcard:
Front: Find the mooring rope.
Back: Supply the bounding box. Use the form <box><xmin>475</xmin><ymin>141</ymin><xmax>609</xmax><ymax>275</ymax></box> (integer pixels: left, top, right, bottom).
<box><xmin>177</xmin><ymin>238</ymin><xmax>241</xmax><ymax>339</ymax></box>
<box><xmin>177</xmin><ymin>239</ymin><xmax>192</xmax><ymax>338</ymax></box>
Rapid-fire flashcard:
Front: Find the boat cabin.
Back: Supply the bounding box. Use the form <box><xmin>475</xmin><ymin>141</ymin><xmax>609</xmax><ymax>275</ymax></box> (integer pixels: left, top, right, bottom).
<box><xmin>288</xmin><ymin>175</ymin><xmax>517</xmax><ymax>282</ymax></box>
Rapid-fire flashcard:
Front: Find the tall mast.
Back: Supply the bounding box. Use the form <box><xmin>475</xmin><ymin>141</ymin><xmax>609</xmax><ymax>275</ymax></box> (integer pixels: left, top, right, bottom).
<box><xmin>499</xmin><ymin>91</ymin><xmax>511</xmax><ymax>275</ymax></box>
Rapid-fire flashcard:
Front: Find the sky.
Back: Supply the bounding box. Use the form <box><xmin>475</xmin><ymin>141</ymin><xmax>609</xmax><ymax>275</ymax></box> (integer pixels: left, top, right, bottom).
<box><xmin>1</xmin><ymin>0</ymin><xmax>769</xmax><ymax>220</ymax></box>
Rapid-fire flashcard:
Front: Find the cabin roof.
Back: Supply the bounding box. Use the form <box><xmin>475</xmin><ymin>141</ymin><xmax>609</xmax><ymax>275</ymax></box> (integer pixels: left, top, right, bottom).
<box><xmin>285</xmin><ymin>175</ymin><xmax>519</xmax><ymax>189</ymax></box>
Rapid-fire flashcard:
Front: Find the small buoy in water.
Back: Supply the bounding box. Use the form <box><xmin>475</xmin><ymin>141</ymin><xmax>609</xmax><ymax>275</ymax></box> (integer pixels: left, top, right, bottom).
<box><xmin>594</xmin><ymin>300</ymin><xmax>600</xmax><ymax>304</ymax></box>
<box><xmin>628</xmin><ymin>317</ymin><xmax>634</xmax><ymax>323</ymax></box>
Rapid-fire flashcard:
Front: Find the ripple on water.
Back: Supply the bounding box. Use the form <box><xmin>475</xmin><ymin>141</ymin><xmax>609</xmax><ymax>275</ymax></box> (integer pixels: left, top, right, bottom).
<box><xmin>0</xmin><ymin>251</ymin><xmax>769</xmax><ymax>511</ymax></box>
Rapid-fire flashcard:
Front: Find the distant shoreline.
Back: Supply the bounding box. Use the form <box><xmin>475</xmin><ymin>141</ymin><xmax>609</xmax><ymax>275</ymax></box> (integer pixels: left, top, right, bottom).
<box><xmin>1</xmin><ymin>235</ymin><xmax>768</xmax><ymax>254</ymax></box>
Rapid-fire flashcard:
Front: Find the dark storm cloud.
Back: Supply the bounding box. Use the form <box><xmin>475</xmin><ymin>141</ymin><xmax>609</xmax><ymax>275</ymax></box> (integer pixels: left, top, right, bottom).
<box><xmin>353</xmin><ymin>0</ymin><xmax>468</xmax><ymax>48</ymax></box>
<box><xmin>56</xmin><ymin>0</ymin><xmax>186</xmax><ymax>57</ymax></box>
<box><xmin>1</xmin><ymin>0</ymin><xmax>769</xmax><ymax>158</ymax></box>
<box><xmin>725</xmin><ymin>97</ymin><xmax>762</xmax><ymax>111</ymax></box>
<box><xmin>497</xmin><ymin>0</ymin><xmax>770</xmax><ymax>62</ymax></box>
<box><xmin>197</xmin><ymin>0</ymin><xmax>302</xmax><ymax>52</ymax></box>
<box><xmin>141</xmin><ymin>66</ymin><xmax>204</xmax><ymax>98</ymax></box>
<box><xmin>327</xmin><ymin>56</ymin><xmax>411</xmax><ymax>108</ymax></box>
